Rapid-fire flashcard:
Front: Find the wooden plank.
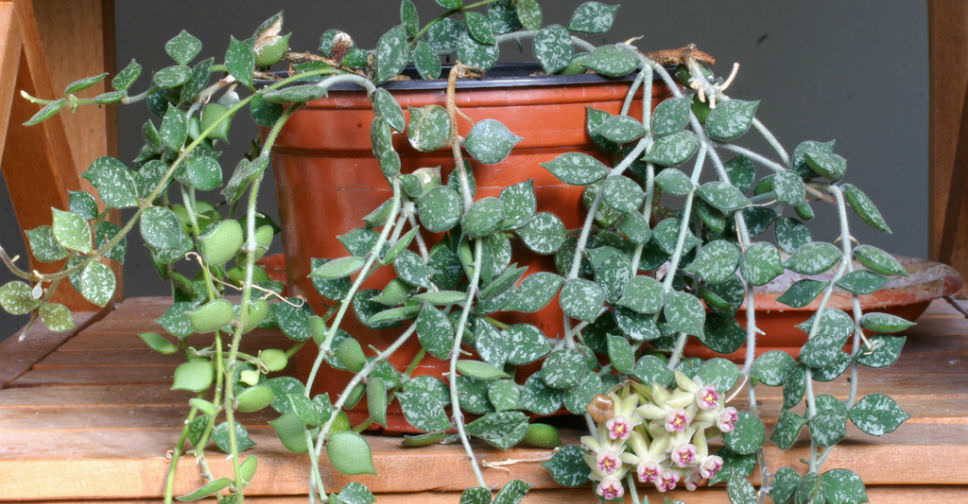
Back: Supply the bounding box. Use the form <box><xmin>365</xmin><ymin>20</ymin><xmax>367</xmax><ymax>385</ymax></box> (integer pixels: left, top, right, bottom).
<box><xmin>13</xmin><ymin>486</ymin><xmax>968</xmax><ymax>504</ymax></box>
<box><xmin>0</xmin><ymin>384</ymin><xmax>190</xmax><ymax>407</ymax></box>
<box><xmin>0</xmin><ymin>311</ymin><xmax>96</xmax><ymax>387</ymax></box>
<box><xmin>0</xmin><ymin>422</ymin><xmax>966</xmax><ymax>500</ymax></box>
<box><xmin>0</xmin><ymin>1</ymin><xmax>21</xmax><ymax>156</ymax></box>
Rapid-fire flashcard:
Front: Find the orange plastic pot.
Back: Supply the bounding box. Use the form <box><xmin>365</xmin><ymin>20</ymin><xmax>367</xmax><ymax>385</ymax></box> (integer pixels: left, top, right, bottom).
<box><xmin>684</xmin><ymin>256</ymin><xmax>963</xmax><ymax>361</ymax></box>
<box><xmin>272</xmin><ymin>66</ymin><xmax>672</xmax><ymax>432</ymax></box>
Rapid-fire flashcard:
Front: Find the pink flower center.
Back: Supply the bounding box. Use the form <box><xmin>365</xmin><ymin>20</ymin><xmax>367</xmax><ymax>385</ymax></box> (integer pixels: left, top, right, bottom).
<box><xmin>597</xmin><ymin>477</ymin><xmax>624</xmax><ymax>500</ymax></box>
<box><xmin>637</xmin><ymin>461</ymin><xmax>661</xmax><ymax>483</ymax></box>
<box><xmin>697</xmin><ymin>386</ymin><xmax>720</xmax><ymax>410</ymax></box>
<box><xmin>718</xmin><ymin>407</ymin><xmax>739</xmax><ymax>432</ymax></box>
<box><xmin>656</xmin><ymin>470</ymin><xmax>680</xmax><ymax>492</ymax></box>
<box><xmin>672</xmin><ymin>443</ymin><xmax>697</xmax><ymax>467</ymax></box>
<box><xmin>606</xmin><ymin>416</ymin><xmax>631</xmax><ymax>440</ymax></box>
<box><xmin>700</xmin><ymin>455</ymin><xmax>724</xmax><ymax>479</ymax></box>
<box><xmin>597</xmin><ymin>452</ymin><xmax>621</xmax><ymax>474</ymax></box>
<box><xmin>665</xmin><ymin>409</ymin><xmax>691</xmax><ymax>432</ymax></box>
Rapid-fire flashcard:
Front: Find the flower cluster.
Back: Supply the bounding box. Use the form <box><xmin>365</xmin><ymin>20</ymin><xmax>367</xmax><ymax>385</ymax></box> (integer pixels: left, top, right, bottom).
<box><xmin>581</xmin><ymin>372</ymin><xmax>737</xmax><ymax>499</ymax></box>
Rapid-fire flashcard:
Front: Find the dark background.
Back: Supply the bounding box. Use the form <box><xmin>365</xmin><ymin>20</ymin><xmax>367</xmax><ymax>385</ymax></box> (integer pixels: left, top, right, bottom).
<box><xmin>0</xmin><ymin>1</ymin><xmax>928</xmax><ymax>339</ymax></box>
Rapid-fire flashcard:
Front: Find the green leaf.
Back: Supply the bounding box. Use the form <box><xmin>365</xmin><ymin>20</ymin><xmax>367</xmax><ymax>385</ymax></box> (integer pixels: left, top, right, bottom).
<box><xmin>179</xmin><ymin>155</ymin><xmax>222</xmax><ymax>191</ymax></box>
<box><xmin>68</xmin><ymin>191</ymin><xmax>99</xmax><ymax>221</ymax></box>
<box><xmin>771</xmin><ymin>467</ymin><xmax>801</xmax><ymax>504</ymax></box>
<box><xmin>843</xmin><ymin>183</ymin><xmax>891</xmax><ymax>233</ymax></box>
<box><xmin>366</xmin><ymin>378</ymin><xmax>388</xmax><ymax>427</ymax></box>
<box><xmin>728</xmin><ymin>474</ymin><xmax>757</xmax><ymax>504</ymax></box>
<box><xmin>460</xmin><ymin>488</ymin><xmax>491</xmax><ymax>504</ymax></box>
<box><xmin>541</xmin><ymin>445</ymin><xmax>590</xmax><ymax>486</ymax></box>
<box><xmin>771</xmin><ymin>410</ymin><xmax>807</xmax><ymax>450</ymax></box>
<box><xmin>836</xmin><ymin>270</ymin><xmax>888</xmax><ymax>295</ymax></box>
<box><xmin>465</xmin><ymin>11</ymin><xmax>496</xmax><ymax>45</ymax></box>
<box><xmin>655</xmin><ymin>168</ymin><xmax>694</xmax><ymax>196</ymax></box>
<box><xmin>805</xmin><ymin>149</ymin><xmax>847</xmax><ymax>180</ymax></box>
<box><xmin>176</xmin><ymin>478</ymin><xmax>232</xmax><ymax>502</ymax></box>
<box><xmin>270</xmin><ymin>411</ymin><xmax>309</xmax><ymax>453</ymax></box>
<box><xmin>698</xmin><ymin>181</ymin><xmax>751</xmax><ymax>213</ymax></box>
<box><xmin>413</xmin><ymin>290</ymin><xmax>466</xmax><ymax>305</ymax></box>
<box><xmin>466</xmin><ymin>411</ymin><xmax>529</xmax><ymax>449</ymax></box>
<box><xmin>643</xmin><ymin>130</ymin><xmax>699</xmax><ymax>166</ymax></box>
<box><xmin>723</xmin><ymin>411</ymin><xmax>765</xmax><ymax>455</ymax></box>
<box><xmin>0</xmin><ymin>281</ymin><xmax>39</xmax><ymax>315</ymax></box>
<box><xmin>79</xmin><ymin>261</ymin><xmax>115</xmax><ymax>307</ymax></box>
<box><xmin>250</xmin><ymin>95</ymin><xmax>284</xmax><ymax>127</ymax></box>
<box><xmin>777</xmin><ymin>279</ymin><xmax>827</xmax><ymax>309</ymax></box>
<box><xmin>225</xmin><ymin>36</ymin><xmax>255</xmax><ymax>88</ymax></box>
<box><xmin>560</xmin><ymin>278</ymin><xmax>604</xmax><ymax>322</ymax></box>
<box><xmin>394</xmin><ymin>250</ymin><xmax>431</xmax><ymax>287</ymax></box>
<box><xmin>81</xmin><ymin>157</ymin><xmax>139</xmax><ymax>209</ymax></box>
<box><xmin>488</xmin><ymin>379</ymin><xmax>521</xmax><ymax>411</ymax></box>
<box><xmin>533</xmin><ymin>24</ymin><xmax>573</xmax><ymax>74</ymax></box>
<box><xmin>165</xmin><ymin>30</ymin><xmax>202</xmax><ymax>65</ymax></box>
<box><xmin>515</xmin><ymin>0</ymin><xmax>542</xmax><ymax>30</ymax></box>
<box><xmin>563</xmin><ymin>369</ymin><xmax>603</xmax><ymax>414</ymax></box>
<box><xmin>618</xmin><ymin>275</ymin><xmax>664</xmax><ymax>314</ymax></box>
<box><xmin>516</xmin><ymin>212</ymin><xmax>566</xmax><ymax>254</ymax></box>
<box><xmin>751</xmin><ymin>350</ymin><xmax>795</xmax><ymax>386</ymax></box>
<box><xmin>426</xmin><ymin>18</ymin><xmax>465</xmax><ymax>53</ymax></box>
<box><xmin>139</xmin><ymin>332</ymin><xmax>178</xmax><ymax>354</ymax></box>
<box><xmin>263</xmin><ymin>84</ymin><xmax>327</xmax><ymax>104</ymax></box>
<box><xmin>25</xmin><ymin>225</ymin><xmax>67</xmax><ymax>262</ymax></box>
<box><xmin>493</xmin><ymin>480</ymin><xmax>532</xmax><ymax>504</ymax></box>
<box><xmin>457</xmin><ymin>30</ymin><xmax>500</xmax><ymax>69</ymax></box>
<box><xmin>333</xmin><ymin>482</ymin><xmax>376</xmax><ymax>504</ymax></box>
<box><xmin>587</xmin><ymin>246</ymin><xmax>631</xmax><ymax>302</ymax></box>
<box><xmin>271</xmin><ymin>300</ymin><xmax>314</xmax><ymax>341</ymax></box>
<box><xmin>569</xmin><ymin>1</ymin><xmax>620</xmax><ymax>33</ymax></box>
<box><xmin>398</xmin><ymin>390</ymin><xmax>452</xmax><ymax>431</ymax></box>
<box><xmin>327</xmin><ymin>431</ymin><xmax>377</xmax><ymax>475</ymax></box>
<box><xmin>773</xmin><ymin>170</ymin><xmax>806</xmax><ymax>206</ymax></box>
<box><xmin>64</xmin><ymin>72</ymin><xmax>109</xmax><ymax>95</ymax></box>
<box><xmin>222</xmin><ymin>155</ymin><xmax>269</xmax><ymax>205</ymax></box>
<box><xmin>686</xmin><ymin>239</ymin><xmax>740</xmax><ymax>284</ymax></box>
<box><xmin>160</xmin><ymin>104</ymin><xmax>187</xmax><ymax>152</ymax></box>
<box><xmin>499</xmin><ymin>323</ymin><xmax>549</xmax><ymax>366</ymax></box>
<box><xmin>848</xmin><ymin>393</ymin><xmax>909</xmax><ymax>436</ymax></box>
<box><xmin>854</xmin><ymin>245</ymin><xmax>907</xmax><ymax>276</ymax></box>
<box><xmin>775</xmin><ymin>216</ymin><xmax>812</xmax><ymax>254</ymax></box>
<box><xmin>798</xmin><ymin>308</ymin><xmax>854</xmax><ymax>367</ymax></box>
<box><xmin>652</xmin><ymin>217</ymin><xmax>699</xmax><ymax>255</ymax></box>
<box><xmin>112</xmin><ymin>59</ymin><xmax>142</xmax><ymax>91</ymax></box>
<box><xmin>172</xmin><ymin>360</ymin><xmax>213</xmax><ymax>392</ymax></box>
<box><xmin>464</xmin><ymin>119</ymin><xmax>521</xmax><ymax>164</ymax></box>
<box><xmin>51</xmin><ymin>208</ymin><xmax>92</xmax><ymax>254</ymax></box>
<box><xmin>152</xmin><ymin>65</ymin><xmax>191</xmax><ymax>88</ymax></box>
<box><xmin>541</xmin><ymin>152</ymin><xmax>609</xmax><ymax>185</ymax></box>
<box><xmin>416</xmin><ymin>304</ymin><xmax>454</xmax><ymax>360</ymax></box>
<box><xmin>408</xmin><ymin>105</ymin><xmax>450</xmax><ymax>152</ymax></box>
<box><xmin>497</xmin><ymin>180</ymin><xmax>536</xmax><ymax>229</ymax></box>
<box><xmin>23</xmin><ymin>98</ymin><xmax>65</xmax><ymax>126</ymax></box>
<box><xmin>792</xmin><ymin>140</ymin><xmax>836</xmax><ymax>177</ymax></box>
<box><xmin>652</xmin><ymin>96</ymin><xmax>692</xmax><ymax>136</ymax></box>
<box><xmin>505</xmin><ymin>272</ymin><xmax>562</xmax><ymax>312</ymax></box>
<box><xmin>709</xmin><ymin>447</ymin><xmax>757</xmax><ymax>485</ymax></box>
<box><xmin>418</xmin><ymin>185</ymin><xmax>462</xmax><ymax>232</ymax></box>
<box><xmin>810</xmin><ymin>394</ymin><xmax>847</xmax><ymax>447</ymax></box>
<box><xmin>520</xmin><ymin>372</ymin><xmax>563</xmax><ymax>415</ymax></box>
<box><xmin>698</xmin><ymin>358</ymin><xmax>741</xmax><ymax>393</ymax></box>
<box><xmin>632</xmin><ymin>354</ymin><xmax>674</xmax><ymax>387</ymax></box>
<box><xmin>706</xmin><ymin>100</ymin><xmax>759</xmax><ymax>141</ymax></box>
<box><xmin>401</xmin><ymin>0</ymin><xmax>419</xmax><ymax>36</ymax></box>
<box><xmin>376</xmin><ymin>25</ymin><xmax>409</xmax><ymax>83</ymax></box>
<box><xmin>457</xmin><ymin>375</ymin><xmax>495</xmax><ymax>414</ymax></box>
<box><xmin>602</xmin><ymin>175</ymin><xmax>645</xmax><ymax>213</ymax></box>
<box><xmin>310</xmin><ymin>256</ymin><xmax>366</xmax><ymax>279</ymax></box>
<box><xmin>821</xmin><ymin>469</ymin><xmax>869</xmax><ymax>504</ymax></box>
<box><xmin>38</xmin><ymin>302</ymin><xmax>75</xmax><ymax>332</ymax></box>
<box><xmin>606</xmin><ymin>334</ymin><xmax>635</xmax><ymax>374</ymax></box>
<box><xmin>577</xmin><ymin>45</ymin><xmax>638</xmax><ymax>77</ymax></box>
<box><xmin>435</xmin><ymin>0</ymin><xmax>462</xmax><ymax>7</ymax></box>
<box><xmin>372</xmin><ymin>88</ymin><xmax>405</xmax><ymax>133</ymax></box>
<box><xmin>795</xmin><ymin>472</ymin><xmax>823</xmax><ymax>504</ymax></box>
<box><xmin>595</xmin><ymin>115</ymin><xmax>645</xmax><ymax>144</ymax></box>
<box><xmin>537</xmin><ymin>349</ymin><xmax>585</xmax><ymax>389</ymax></box>
<box><xmin>785</xmin><ymin>241</ymin><xmax>842</xmax><ymax>275</ymax></box>
<box><xmin>855</xmin><ymin>335</ymin><xmax>905</xmax><ymax>368</ymax></box>
<box><xmin>663</xmin><ymin>291</ymin><xmax>705</xmax><ymax>337</ymax></box>
<box><xmin>140</xmin><ymin>206</ymin><xmax>188</xmax><ymax>250</ymax></box>
<box><xmin>617</xmin><ymin>213</ymin><xmax>651</xmax><ymax>244</ymax></box>
<box><xmin>413</xmin><ymin>40</ymin><xmax>441</xmax><ymax>79</ymax></box>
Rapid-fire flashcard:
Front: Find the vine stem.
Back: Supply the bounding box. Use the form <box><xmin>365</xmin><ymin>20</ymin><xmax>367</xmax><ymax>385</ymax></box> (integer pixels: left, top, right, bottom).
<box><xmin>445</xmin><ymin>62</ymin><xmax>489</xmax><ymax>490</ymax></box>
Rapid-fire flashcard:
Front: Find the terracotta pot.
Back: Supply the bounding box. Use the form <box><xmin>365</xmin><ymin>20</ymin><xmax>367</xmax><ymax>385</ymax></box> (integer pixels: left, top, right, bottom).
<box><xmin>684</xmin><ymin>256</ymin><xmax>963</xmax><ymax>361</ymax></box>
<box><xmin>272</xmin><ymin>66</ymin><xmax>673</xmax><ymax>432</ymax></box>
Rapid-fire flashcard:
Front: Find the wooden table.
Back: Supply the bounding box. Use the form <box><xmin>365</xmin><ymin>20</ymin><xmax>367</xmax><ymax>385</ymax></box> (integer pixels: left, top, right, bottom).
<box><xmin>1</xmin><ymin>297</ymin><xmax>966</xmax><ymax>503</ymax></box>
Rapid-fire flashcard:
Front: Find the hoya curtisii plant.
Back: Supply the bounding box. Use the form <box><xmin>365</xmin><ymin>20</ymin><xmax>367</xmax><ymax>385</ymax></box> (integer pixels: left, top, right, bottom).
<box><xmin>5</xmin><ymin>1</ymin><xmax>914</xmax><ymax>503</ymax></box>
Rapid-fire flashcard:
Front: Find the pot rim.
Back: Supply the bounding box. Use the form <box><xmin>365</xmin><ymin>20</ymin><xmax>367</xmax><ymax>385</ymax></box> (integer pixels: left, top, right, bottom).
<box><xmin>268</xmin><ymin>62</ymin><xmax>669</xmax><ymax>92</ymax></box>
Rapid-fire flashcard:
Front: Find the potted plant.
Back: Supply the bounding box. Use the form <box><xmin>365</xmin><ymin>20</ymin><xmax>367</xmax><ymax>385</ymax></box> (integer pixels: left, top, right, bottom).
<box><xmin>2</xmin><ymin>1</ymin><xmax>943</xmax><ymax>503</ymax></box>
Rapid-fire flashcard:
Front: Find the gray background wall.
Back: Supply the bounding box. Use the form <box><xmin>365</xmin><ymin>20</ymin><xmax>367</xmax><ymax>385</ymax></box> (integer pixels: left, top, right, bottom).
<box><xmin>0</xmin><ymin>1</ymin><xmax>928</xmax><ymax>338</ymax></box>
